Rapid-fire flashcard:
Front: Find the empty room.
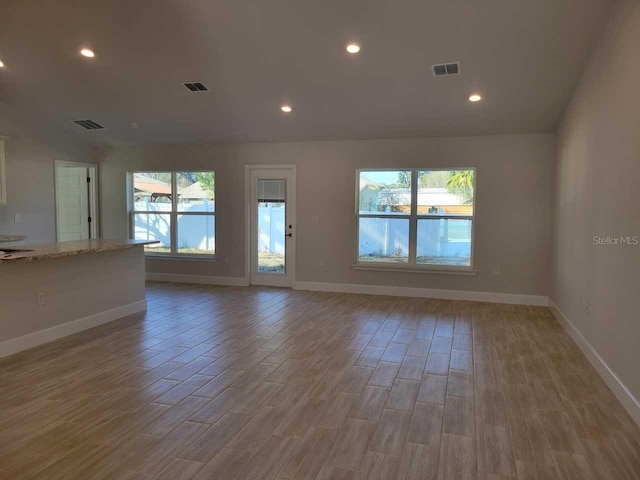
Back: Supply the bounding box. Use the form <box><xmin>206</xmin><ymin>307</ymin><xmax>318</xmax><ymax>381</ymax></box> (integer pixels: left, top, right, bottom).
<box><xmin>0</xmin><ymin>0</ymin><xmax>639</xmax><ymax>479</ymax></box>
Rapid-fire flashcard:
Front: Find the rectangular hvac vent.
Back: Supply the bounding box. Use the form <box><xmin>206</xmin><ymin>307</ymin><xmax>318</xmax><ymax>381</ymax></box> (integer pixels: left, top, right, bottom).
<box><xmin>183</xmin><ymin>82</ymin><xmax>209</xmax><ymax>92</ymax></box>
<box><xmin>431</xmin><ymin>62</ymin><xmax>461</xmax><ymax>77</ymax></box>
<box><xmin>73</xmin><ymin>120</ymin><xmax>104</xmax><ymax>130</ymax></box>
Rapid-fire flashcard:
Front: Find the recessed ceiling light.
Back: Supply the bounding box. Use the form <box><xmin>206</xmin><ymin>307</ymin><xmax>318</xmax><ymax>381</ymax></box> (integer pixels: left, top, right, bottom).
<box><xmin>80</xmin><ymin>48</ymin><xmax>95</xmax><ymax>58</ymax></box>
<box><xmin>281</xmin><ymin>105</ymin><xmax>292</xmax><ymax>113</ymax></box>
<box><xmin>130</xmin><ymin>122</ymin><xmax>139</xmax><ymax>129</ymax></box>
<box><xmin>346</xmin><ymin>44</ymin><xmax>361</xmax><ymax>54</ymax></box>
<box><xmin>469</xmin><ymin>94</ymin><xmax>482</xmax><ymax>102</ymax></box>
<box><xmin>0</xmin><ymin>60</ymin><xmax>4</xmax><ymax>68</ymax></box>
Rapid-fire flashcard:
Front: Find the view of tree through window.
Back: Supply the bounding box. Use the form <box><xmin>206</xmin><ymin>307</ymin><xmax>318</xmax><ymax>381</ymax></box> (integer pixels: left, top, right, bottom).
<box><xmin>132</xmin><ymin>171</ymin><xmax>215</xmax><ymax>255</ymax></box>
<box><xmin>357</xmin><ymin>169</ymin><xmax>475</xmax><ymax>267</ymax></box>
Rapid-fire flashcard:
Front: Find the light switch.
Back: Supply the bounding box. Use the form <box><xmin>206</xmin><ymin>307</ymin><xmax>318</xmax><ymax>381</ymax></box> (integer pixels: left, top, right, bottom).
<box><xmin>14</xmin><ymin>213</ymin><xmax>21</xmax><ymax>223</ymax></box>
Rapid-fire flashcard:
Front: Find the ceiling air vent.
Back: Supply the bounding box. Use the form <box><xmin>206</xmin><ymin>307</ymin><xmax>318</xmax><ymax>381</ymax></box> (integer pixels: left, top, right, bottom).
<box><xmin>73</xmin><ymin>119</ymin><xmax>104</xmax><ymax>130</ymax></box>
<box><xmin>183</xmin><ymin>82</ymin><xmax>209</xmax><ymax>92</ymax></box>
<box><xmin>431</xmin><ymin>62</ymin><xmax>461</xmax><ymax>77</ymax></box>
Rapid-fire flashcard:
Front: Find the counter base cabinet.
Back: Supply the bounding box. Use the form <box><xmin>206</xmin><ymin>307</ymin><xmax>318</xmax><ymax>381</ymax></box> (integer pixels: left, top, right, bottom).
<box><xmin>0</xmin><ymin>245</ymin><xmax>147</xmax><ymax>358</ymax></box>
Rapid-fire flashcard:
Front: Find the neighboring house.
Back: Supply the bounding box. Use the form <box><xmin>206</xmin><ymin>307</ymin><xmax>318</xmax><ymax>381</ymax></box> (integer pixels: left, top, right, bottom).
<box><xmin>178</xmin><ymin>180</ymin><xmax>214</xmax><ymax>203</ymax></box>
<box><xmin>133</xmin><ymin>174</ymin><xmax>172</xmax><ymax>203</ymax></box>
<box><xmin>134</xmin><ymin>174</ymin><xmax>214</xmax><ymax>206</ymax></box>
<box><xmin>359</xmin><ymin>182</ymin><xmax>472</xmax><ymax>216</ymax></box>
<box><xmin>358</xmin><ymin>177</ymin><xmax>383</xmax><ymax>213</ymax></box>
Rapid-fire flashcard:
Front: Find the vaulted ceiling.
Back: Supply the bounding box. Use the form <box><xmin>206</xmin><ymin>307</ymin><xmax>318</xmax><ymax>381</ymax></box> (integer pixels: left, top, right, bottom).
<box><xmin>0</xmin><ymin>0</ymin><xmax>613</xmax><ymax>145</ymax></box>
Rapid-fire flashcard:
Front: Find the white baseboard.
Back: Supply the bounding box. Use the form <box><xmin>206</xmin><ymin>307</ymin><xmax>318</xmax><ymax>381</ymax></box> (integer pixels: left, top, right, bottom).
<box><xmin>293</xmin><ymin>281</ymin><xmax>549</xmax><ymax>306</ymax></box>
<box><xmin>0</xmin><ymin>300</ymin><xmax>147</xmax><ymax>359</ymax></box>
<box><xmin>146</xmin><ymin>272</ymin><xmax>249</xmax><ymax>287</ymax></box>
<box><xmin>549</xmin><ymin>300</ymin><xmax>640</xmax><ymax>426</ymax></box>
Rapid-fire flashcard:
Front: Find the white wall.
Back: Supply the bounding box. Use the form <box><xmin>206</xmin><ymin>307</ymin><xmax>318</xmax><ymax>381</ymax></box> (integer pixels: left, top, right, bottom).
<box><xmin>98</xmin><ymin>132</ymin><xmax>555</xmax><ymax>296</ymax></box>
<box><xmin>552</xmin><ymin>0</ymin><xmax>640</xmax><ymax>403</ymax></box>
<box><xmin>0</xmin><ymin>102</ymin><xmax>93</xmax><ymax>243</ymax></box>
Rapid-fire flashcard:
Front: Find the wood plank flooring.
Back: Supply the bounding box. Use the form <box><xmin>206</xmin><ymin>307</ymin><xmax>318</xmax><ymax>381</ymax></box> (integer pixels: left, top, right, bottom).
<box><xmin>1</xmin><ymin>282</ymin><xmax>639</xmax><ymax>479</ymax></box>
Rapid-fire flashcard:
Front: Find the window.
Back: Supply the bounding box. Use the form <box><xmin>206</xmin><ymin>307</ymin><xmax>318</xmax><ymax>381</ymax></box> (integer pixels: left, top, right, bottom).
<box><xmin>131</xmin><ymin>171</ymin><xmax>215</xmax><ymax>256</ymax></box>
<box><xmin>356</xmin><ymin>168</ymin><xmax>475</xmax><ymax>269</ymax></box>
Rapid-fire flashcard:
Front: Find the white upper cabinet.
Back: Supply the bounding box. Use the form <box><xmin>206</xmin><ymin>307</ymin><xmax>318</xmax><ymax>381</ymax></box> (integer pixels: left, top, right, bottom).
<box><xmin>0</xmin><ymin>136</ymin><xmax>7</xmax><ymax>204</ymax></box>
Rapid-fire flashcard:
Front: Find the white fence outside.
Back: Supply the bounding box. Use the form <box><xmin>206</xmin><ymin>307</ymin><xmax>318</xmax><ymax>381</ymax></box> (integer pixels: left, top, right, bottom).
<box><xmin>258</xmin><ymin>203</ymin><xmax>285</xmax><ymax>254</ymax></box>
<box><xmin>133</xmin><ymin>201</ymin><xmax>215</xmax><ymax>251</ymax></box>
<box><xmin>134</xmin><ymin>201</ymin><xmax>469</xmax><ymax>261</ymax></box>
<box><xmin>133</xmin><ymin>201</ymin><xmax>284</xmax><ymax>254</ymax></box>
<box><xmin>358</xmin><ymin>217</ymin><xmax>471</xmax><ymax>260</ymax></box>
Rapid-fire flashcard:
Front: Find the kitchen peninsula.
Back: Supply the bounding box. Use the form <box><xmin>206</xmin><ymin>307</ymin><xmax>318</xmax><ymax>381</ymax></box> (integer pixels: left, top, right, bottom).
<box><xmin>0</xmin><ymin>239</ymin><xmax>156</xmax><ymax>357</ymax></box>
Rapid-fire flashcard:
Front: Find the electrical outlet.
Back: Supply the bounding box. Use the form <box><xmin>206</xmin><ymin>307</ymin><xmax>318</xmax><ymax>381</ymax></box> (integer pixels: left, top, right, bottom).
<box><xmin>14</xmin><ymin>213</ymin><xmax>21</xmax><ymax>223</ymax></box>
<box><xmin>37</xmin><ymin>293</ymin><xmax>46</xmax><ymax>307</ymax></box>
<box><xmin>312</xmin><ymin>216</ymin><xmax>318</xmax><ymax>224</ymax></box>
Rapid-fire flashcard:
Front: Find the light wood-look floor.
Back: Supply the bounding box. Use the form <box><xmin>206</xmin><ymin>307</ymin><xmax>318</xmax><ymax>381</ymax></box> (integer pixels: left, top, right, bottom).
<box><xmin>1</xmin><ymin>282</ymin><xmax>639</xmax><ymax>480</ymax></box>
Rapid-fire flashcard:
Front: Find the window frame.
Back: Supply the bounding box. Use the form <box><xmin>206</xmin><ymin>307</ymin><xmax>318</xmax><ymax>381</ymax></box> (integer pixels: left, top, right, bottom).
<box><xmin>354</xmin><ymin>167</ymin><xmax>476</xmax><ymax>274</ymax></box>
<box><xmin>129</xmin><ymin>171</ymin><xmax>216</xmax><ymax>260</ymax></box>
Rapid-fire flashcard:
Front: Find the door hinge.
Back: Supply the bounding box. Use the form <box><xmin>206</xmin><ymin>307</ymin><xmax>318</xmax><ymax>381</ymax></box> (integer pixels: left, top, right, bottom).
<box><xmin>87</xmin><ymin>177</ymin><xmax>91</xmax><ymax>183</ymax></box>
<box><xmin>88</xmin><ymin>217</ymin><xmax>92</xmax><ymax>223</ymax></box>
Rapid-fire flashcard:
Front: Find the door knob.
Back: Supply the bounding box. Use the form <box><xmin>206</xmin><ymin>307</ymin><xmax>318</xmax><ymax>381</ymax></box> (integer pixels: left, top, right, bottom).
<box><xmin>285</xmin><ymin>233</ymin><xmax>293</xmax><ymax>237</ymax></box>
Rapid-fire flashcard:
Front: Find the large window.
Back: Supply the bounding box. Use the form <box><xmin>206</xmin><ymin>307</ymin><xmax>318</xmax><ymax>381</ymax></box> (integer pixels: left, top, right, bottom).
<box><xmin>357</xmin><ymin>168</ymin><xmax>475</xmax><ymax>269</ymax></box>
<box><xmin>131</xmin><ymin>171</ymin><xmax>215</xmax><ymax>256</ymax></box>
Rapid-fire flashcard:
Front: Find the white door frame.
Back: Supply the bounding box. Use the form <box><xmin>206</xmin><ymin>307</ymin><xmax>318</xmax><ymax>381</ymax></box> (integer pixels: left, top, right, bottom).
<box><xmin>244</xmin><ymin>164</ymin><xmax>296</xmax><ymax>287</ymax></box>
<box><xmin>54</xmin><ymin>160</ymin><xmax>99</xmax><ymax>241</ymax></box>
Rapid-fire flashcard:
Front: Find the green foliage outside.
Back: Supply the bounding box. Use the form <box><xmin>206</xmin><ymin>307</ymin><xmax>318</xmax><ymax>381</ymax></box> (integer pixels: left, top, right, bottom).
<box><xmin>396</xmin><ymin>171</ymin><xmax>412</xmax><ymax>187</ymax></box>
<box><xmin>195</xmin><ymin>172</ymin><xmax>215</xmax><ymax>198</ymax></box>
<box><xmin>393</xmin><ymin>169</ymin><xmax>474</xmax><ymax>203</ymax></box>
<box><xmin>396</xmin><ymin>170</ymin><xmax>449</xmax><ymax>188</ymax></box>
<box><xmin>445</xmin><ymin>170</ymin><xmax>475</xmax><ymax>204</ymax></box>
<box><xmin>419</xmin><ymin>170</ymin><xmax>450</xmax><ymax>188</ymax></box>
<box><xmin>143</xmin><ymin>172</ymin><xmax>171</xmax><ymax>184</ymax></box>
<box><xmin>177</xmin><ymin>172</ymin><xmax>197</xmax><ymax>187</ymax></box>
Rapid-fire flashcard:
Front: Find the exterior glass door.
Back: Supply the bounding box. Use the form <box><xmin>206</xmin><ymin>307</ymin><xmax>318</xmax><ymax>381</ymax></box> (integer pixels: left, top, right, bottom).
<box><xmin>249</xmin><ymin>167</ymin><xmax>295</xmax><ymax>287</ymax></box>
<box><xmin>257</xmin><ymin>179</ymin><xmax>287</xmax><ymax>274</ymax></box>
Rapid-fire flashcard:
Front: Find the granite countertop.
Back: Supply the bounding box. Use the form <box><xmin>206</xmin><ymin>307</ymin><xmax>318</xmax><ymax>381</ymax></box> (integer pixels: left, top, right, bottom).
<box><xmin>0</xmin><ymin>239</ymin><xmax>158</xmax><ymax>264</ymax></box>
<box><xmin>0</xmin><ymin>235</ymin><xmax>27</xmax><ymax>243</ymax></box>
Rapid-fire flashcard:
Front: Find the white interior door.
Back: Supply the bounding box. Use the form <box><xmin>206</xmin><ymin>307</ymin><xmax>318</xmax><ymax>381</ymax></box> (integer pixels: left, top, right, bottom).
<box><xmin>249</xmin><ymin>166</ymin><xmax>296</xmax><ymax>287</ymax></box>
<box><xmin>56</xmin><ymin>165</ymin><xmax>90</xmax><ymax>241</ymax></box>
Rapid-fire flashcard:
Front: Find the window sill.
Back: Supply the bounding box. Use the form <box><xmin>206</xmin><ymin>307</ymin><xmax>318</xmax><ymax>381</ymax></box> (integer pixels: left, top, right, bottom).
<box><xmin>352</xmin><ymin>264</ymin><xmax>477</xmax><ymax>275</ymax></box>
<box><xmin>145</xmin><ymin>254</ymin><xmax>217</xmax><ymax>263</ymax></box>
